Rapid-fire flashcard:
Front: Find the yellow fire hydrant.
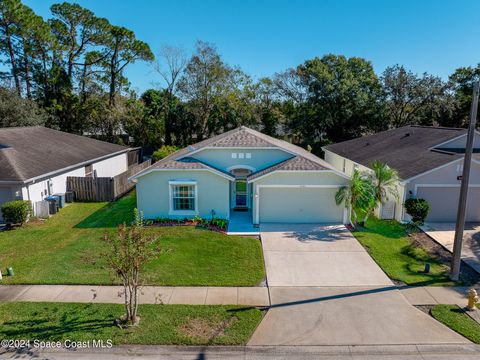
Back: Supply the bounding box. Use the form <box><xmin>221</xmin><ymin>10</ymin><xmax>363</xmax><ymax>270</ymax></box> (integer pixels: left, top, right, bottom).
<box><xmin>467</xmin><ymin>288</ymin><xmax>478</xmax><ymax>311</ymax></box>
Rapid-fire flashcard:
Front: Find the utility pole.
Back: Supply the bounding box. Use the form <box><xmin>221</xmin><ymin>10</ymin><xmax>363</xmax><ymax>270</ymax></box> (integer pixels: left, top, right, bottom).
<box><xmin>450</xmin><ymin>80</ymin><xmax>480</xmax><ymax>280</ymax></box>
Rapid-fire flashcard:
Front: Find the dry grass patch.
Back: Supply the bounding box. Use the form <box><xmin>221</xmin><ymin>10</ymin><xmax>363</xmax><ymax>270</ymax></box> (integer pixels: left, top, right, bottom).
<box><xmin>178</xmin><ymin>316</ymin><xmax>239</xmax><ymax>342</ymax></box>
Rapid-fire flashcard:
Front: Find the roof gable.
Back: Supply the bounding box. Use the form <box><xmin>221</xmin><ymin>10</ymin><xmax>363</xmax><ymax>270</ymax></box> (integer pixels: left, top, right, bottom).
<box><xmin>133</xmin><ymin>126</ymin><xmax>338</xmax><ymax>180</ymax></box>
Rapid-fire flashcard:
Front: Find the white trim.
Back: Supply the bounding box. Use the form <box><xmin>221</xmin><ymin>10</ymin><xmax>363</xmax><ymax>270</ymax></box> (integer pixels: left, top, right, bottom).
<box><xmin>130</xmin><ymin>168</ymin><xmax>235</xmax><ymax>182</ymax></box>
<box><xmin>168</xmin><ymin>181</ymin><xmax>198</xmax><ymax>216</ymax></box>
<box><xmin>413</xmin><ymin>183</ymin><xmax>480</xmax><ymax>197</ymax></box>
<box><xmin>248</xmin><ymin>169</ymin><xmax>350</xmax><ymax>183</ymax></box>
<box><xmin>404</xmin><ymin>157</ymin><xmax>464</xmax><ymax>183</ymax></box>
<box><xmin>254</xmin><ymin>184</ymin><xmax>344</xmax><ymax>224</ymax></box>
<box><xmin>226</xmin><ymin>165</ymin><xmax>257</xmax><ymax>172</ymax></box>
<box><xmin>176</xmin><ymin>146</ymin><xmax>298</xmax><ymax>159</ymax></box>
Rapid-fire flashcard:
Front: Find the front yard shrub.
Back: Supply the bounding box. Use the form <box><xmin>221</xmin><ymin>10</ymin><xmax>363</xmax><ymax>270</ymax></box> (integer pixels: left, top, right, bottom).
<box><xmin>404</xmin><ymin>198</ymin><xmax>429</xmax><ymax>225</ymax></box>
<box><xmin>1</xmin><ymin>200</ymin><xmax>32</xmax><ymax>225</ymax></box>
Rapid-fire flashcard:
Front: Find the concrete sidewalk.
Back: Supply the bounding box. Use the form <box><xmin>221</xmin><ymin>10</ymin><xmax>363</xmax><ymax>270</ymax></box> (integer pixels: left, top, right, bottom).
<box><xmin>0</xmin><ymin>285</ymin><xmax>270</xmax><ymax>306</ymax></box>
<box><xmin>400</xmin><ymin>285</ymin><xmax>479</xmax><ymax>307</ymax></box>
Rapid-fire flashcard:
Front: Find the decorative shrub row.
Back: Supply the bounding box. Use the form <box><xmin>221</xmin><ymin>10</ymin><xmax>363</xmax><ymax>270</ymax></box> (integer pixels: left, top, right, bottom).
<box><xmin>145</xmin><ymin>216</ymin><xmax>229</xmax><ymax>232</ymax></box>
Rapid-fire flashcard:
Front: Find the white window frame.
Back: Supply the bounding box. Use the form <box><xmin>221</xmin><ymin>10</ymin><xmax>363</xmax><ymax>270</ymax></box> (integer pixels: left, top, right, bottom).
<box><xmin>168</xmin><ymin>180</ymin><xmax>198</xmax><ymax>216</ymax></box>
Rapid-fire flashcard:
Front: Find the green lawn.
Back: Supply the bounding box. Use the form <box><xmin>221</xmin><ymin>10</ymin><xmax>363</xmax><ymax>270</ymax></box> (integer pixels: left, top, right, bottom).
<box><xmin>0</xmin><ymin>192</ymin><xmax>265</xmax><ymax>286</ymax></box>
<box><xmin>431</xmin><ymin>304</ymin><xmax>480</xmax><ymax>344</ymax></box>
<box><xmin>354</xmin><ymin>218</ymin><xmax>455</xmax><ymax>286</ymax></box>
<box><xmin>0</xmin><ymin>302</ymin><xmax>262</xmax><ymax>345</ymax></box>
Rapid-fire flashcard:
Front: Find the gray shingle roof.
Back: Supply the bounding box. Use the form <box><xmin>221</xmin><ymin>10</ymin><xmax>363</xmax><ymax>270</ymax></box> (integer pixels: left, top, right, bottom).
<box><xmin>136</xmin><ymin>126</ymin><xmax>337</xmax><ymax>179</ymax></box>
<box><xmin>247</xmin><ymin>156</ymin><xmax>329</xmax><ymax>181</ymax></box>
<box><xmin>323</xmin><ymin>125</ymin><xmax>469</xmax><ymax>179</ymax></box>
<box><xmin>149</xmin><ymin>157</ymin><xmax>234</xmax><ymax>179</ymax></box>
<box><xmin>0</xmin><ymin>126</ymin><xmax>128</xmax><ymax>182</ymax></box>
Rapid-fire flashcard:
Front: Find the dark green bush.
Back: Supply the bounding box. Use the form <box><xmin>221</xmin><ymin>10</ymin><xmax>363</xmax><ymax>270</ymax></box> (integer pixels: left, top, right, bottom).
<box><xmin>152</xmin><ymin>145</ymin><xmax>179</xmax><ymax>162</ymax></box>
<box><xmin>404</xmin><ymin>198</ymin><xmax>430</xmax><ymax>225</ymax></box>
<box><xmin>1</xmin><ymin>200</ymin><xmax>32</xmax><ymax>225</ymax></box>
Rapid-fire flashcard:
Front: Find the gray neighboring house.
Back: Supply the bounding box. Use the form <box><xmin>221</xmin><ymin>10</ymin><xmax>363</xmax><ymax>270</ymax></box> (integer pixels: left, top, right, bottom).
<box><xmin>323</xmin><ymin>125</ymin><xmax>480</xmax><ymax>222</ymax></box>
<box><xmin>131</xmin><ymin>126</ymin><xmax>349</xmax><ymax>225</ymax></box>
<box><xmin>0</xmin><ymin>126</ymin><xmax>130</xmax><ymax>220</ymax></box>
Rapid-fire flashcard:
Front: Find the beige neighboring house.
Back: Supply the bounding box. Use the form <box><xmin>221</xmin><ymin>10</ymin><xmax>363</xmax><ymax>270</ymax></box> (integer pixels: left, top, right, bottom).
<box><xmin>323</xmin><ymin>125</ymin><xmax>480</xmax><ymax>223</ymax></box>
<box><xmin>0</xmin><ymin>126</ymin><xmax>130</xmax><ymax>220</ymax></box>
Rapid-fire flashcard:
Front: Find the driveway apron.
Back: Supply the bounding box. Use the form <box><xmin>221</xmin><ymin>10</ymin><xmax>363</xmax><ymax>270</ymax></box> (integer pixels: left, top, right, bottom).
<box><xmin>249</xmin><ymin>224</ymin><xmax>469</xmax><ymax>345</ymax></box>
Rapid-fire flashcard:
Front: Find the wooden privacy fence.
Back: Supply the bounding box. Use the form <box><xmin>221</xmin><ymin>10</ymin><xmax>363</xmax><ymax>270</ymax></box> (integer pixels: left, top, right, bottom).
<box><xmin>66</xmin><ymin>160</ymin><xmax>151</xmax><ymax>202</ymax></box>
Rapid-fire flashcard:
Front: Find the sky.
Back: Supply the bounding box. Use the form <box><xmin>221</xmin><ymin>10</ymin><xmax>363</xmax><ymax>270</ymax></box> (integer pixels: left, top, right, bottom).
<box><xmin>23</xmin><ymin>0</ymin><xmax>480</xmax><ymax>94</ymax></box>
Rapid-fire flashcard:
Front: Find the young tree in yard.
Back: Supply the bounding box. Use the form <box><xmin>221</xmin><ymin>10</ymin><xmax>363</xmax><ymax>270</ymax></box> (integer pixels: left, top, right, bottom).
<box><xmin>361</xmin><ymin>160</ymin><xmax>400</xmax><ymax>224</ymax></box>
<box><xmin>335</xmin><ymin>170</ymin><xmax>375</xmax><ymax>226</ymax></box>
<box><xmin>102</xmin><ymin>210</ymin><xmax>160</xmax><ymax>326</ymax></box>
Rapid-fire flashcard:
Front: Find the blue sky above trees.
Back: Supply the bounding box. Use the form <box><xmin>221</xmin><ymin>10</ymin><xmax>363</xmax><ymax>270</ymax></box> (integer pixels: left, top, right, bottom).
<box><xmin>24</xmin><ymin>0</ymin><xmax>480</xmax><ymax>93</ymax></box>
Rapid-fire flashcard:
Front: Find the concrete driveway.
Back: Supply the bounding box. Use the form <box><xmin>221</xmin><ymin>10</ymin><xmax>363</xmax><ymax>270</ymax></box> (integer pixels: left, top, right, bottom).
<box><xmin>422</xmin><ymin>222</ymin><xmax>480</xmax><ymax>274</ymax></box>
<box><xmin>249</xmin><ymin>224</ymin><xmax>469</xmax><ymax>345</ymax></box>
<box><xmin>260</xmin><ymin>224</ymin><xmax>392</xmax><ymax>287</ymax></box>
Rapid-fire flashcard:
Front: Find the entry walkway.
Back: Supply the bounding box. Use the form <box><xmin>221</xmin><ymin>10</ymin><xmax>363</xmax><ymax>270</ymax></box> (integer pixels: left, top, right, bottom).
<box><xmin>249</xmin><ymin>224</ymin><xmax>469</xmax><ymax>345</ymax></box>
<box><xmin>227</xmin><ymin>210</ymin><xmax>259</xmax><ymax>235</ymax></box>
<box><xmin>0</xmin><ymin>285</ymin><xmax>269</xmax><ymax>306</ymax></box>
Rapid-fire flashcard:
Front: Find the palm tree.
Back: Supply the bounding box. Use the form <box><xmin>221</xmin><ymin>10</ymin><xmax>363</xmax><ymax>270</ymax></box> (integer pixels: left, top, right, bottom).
<box><xmin>335</xmin><ymin>170</ymin><xmax>375</xmax><ymax>225</ymax></box>
<box><xmin>361</xmin><ymin>160</ymin><xmax>400</xmax><ymax>224</ymax></box>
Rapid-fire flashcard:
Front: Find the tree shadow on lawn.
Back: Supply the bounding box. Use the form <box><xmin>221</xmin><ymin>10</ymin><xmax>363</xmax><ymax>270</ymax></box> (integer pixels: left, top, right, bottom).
<box><xmin>1</xmin><ymin>307</ymin><xmax>117</xmax><ymax>340</ymax></box>
<box><xmin>74</xmin><ymin>192</ymin><xmax>136</xmax><ymax>229</ymax></box>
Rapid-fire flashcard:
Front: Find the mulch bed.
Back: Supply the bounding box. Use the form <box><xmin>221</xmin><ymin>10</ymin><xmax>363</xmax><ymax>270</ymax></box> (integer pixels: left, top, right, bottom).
<box><xmin>409</xmin><ymin>230</ymin><xmax>480</xmax><ymax>286</ymax></box>
<box><xmin>145</xmin><ymin>221</ymin><xmax>227</xmax><ymax>234</ymax></box>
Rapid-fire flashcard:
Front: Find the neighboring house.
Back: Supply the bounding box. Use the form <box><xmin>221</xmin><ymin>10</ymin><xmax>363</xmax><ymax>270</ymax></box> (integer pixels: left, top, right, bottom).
<box><xmin>323</xmin><ymin>125</ymin><xmax>480</xmax><ymax>222</ymax></box>
<box><xmin>131</xmin><ymin>126</ymin><xmax>349</xmax><ymax>225</ymax></box>
<box><xmin>0</xmin><ymin>126</ymin><xmax>130</xmax><ymax>220</ymax></box>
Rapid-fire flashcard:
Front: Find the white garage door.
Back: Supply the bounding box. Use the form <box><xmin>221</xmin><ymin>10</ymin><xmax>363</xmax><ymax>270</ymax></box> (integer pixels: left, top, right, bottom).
<box><xmin>416</xmin><ymin>186</ymin><xmax>480</xmax><ymax>222</ymax></box>
<box><xmin>259</xmin><ymin>187</ymin><xmax>344</xmax><ymax>223</ymax></box>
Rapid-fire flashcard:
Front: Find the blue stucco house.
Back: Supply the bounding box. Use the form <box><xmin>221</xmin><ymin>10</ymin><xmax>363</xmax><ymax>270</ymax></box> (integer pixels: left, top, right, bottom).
<box><xmin>130</xmin><ymin>126</ymin><xmax>349</xmax><ymax>231</ymax></box>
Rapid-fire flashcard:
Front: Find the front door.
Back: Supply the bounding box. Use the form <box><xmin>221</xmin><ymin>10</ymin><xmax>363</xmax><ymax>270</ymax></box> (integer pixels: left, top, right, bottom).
<box><xmin>235</xmin><ymin>180</ymin><xmax>248</xmax><ymax>208</ymax></box>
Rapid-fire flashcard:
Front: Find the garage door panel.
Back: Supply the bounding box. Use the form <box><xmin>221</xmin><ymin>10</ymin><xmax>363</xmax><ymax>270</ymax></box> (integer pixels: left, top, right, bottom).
<box><xmin>259</xmin><ymin>187</ymin><xmax>343</xmax><ymax>223</ymax></box>
<box><xmin>416</xmin><ymin>187</ymin><xmax>480</xmax><ymax>222</ymax></box>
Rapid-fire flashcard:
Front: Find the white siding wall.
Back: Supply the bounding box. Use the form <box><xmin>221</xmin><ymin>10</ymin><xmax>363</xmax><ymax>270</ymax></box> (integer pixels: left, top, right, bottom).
<box><xmin>20</xmin><ymin>152</ymin><xmax>129</xmax><ymax>215</ymax></box>
<box><xmin>92</xmin><ymin>153</ymin><xmax>128</xmax><ymax>177</ymax></box>
<box><xmin>22</xmin><ymin>166</ymin><xmax>86</xmax><ymax>205</ymax></box>
<box><xmin>324</xmin><ymin>150</ymin><xmax>371</xmax><ymax>176</ymax></box>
